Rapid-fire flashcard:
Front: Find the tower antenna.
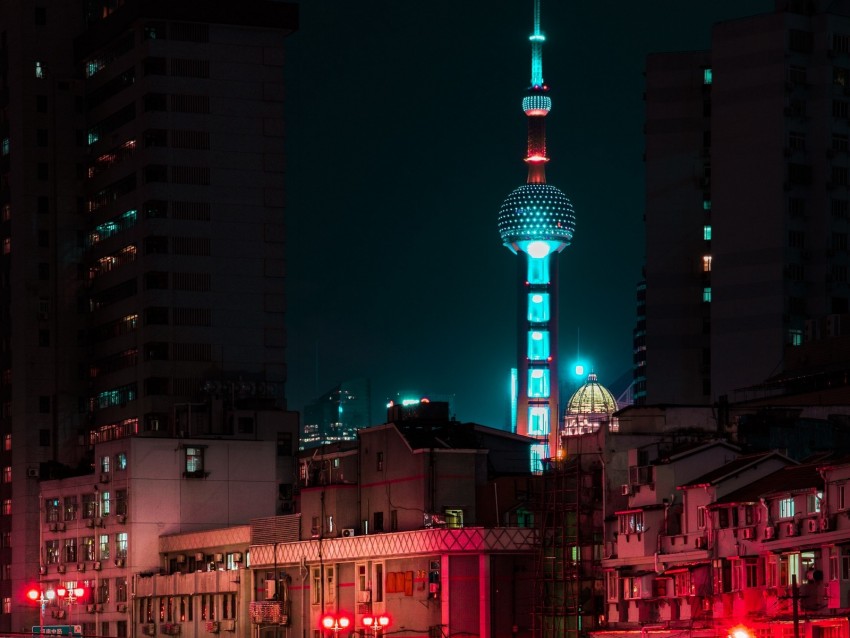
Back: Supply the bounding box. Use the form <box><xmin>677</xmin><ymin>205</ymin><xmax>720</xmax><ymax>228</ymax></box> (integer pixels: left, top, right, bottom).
<box><xmin>530</xmin><ymin>0</ymin><xmax>545</xmax><ymax>88</ymax></box>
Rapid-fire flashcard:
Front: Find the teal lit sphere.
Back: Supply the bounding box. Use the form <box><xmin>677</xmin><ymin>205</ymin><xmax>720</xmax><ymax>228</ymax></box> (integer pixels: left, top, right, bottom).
<box><xmin>497</xmin><ymin>183</ymin><xmax>575</xmax><ymax>247</ymax></box>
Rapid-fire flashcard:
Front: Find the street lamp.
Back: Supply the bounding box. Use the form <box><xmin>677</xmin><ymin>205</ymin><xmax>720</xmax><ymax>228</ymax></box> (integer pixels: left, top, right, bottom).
<box><xmin>362</xmin><ymin>614</ymin><xmax>390</xmax><ymax>638</ymax></box>
<box><xmin>26</xmin><ymin>588</ymin><xmax>56</xmax><ymax>634</ymax></box>
<box><xmin>320</xmin><ymin>613</ymin><xmax>350</xmax><ymax>638</ymax></box>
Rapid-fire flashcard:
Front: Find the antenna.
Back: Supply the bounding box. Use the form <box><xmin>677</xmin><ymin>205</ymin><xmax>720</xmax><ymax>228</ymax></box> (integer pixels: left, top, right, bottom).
<box><xmin>529</xmin><ymin>0</ymin><xmax>545</xmax><ymax>87</ymax></box>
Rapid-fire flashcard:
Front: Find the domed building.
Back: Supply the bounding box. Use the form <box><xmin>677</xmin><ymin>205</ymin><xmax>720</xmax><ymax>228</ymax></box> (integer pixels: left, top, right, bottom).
<box><xmin>563</xmin><ymin>373</ymin><xmax>618</xmax><ymax>437</ymax></box>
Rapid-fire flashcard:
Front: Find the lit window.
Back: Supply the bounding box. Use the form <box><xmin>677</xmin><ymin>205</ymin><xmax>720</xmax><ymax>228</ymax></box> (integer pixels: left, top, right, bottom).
<box><xmin>115</xmin><ymin>452</ymin><xmax>127</xmax><ymax>470</ymax></box>
<box><xmin>809</xmin><ymin>491</ymin><xmax>823</xmax><ymax>513</ymax></box>
<box><xmin>101</xmin><ymin>491</ymin><xmax>111</xmax><ymax>515</ymax></box>
<box><xmin>2</xmin><ymin>467</ymin><xmax>10</xmax><ymax>483</ymax></box>
<box><xmin>184</xmin><ymin>446</ymin><xmax>205</xmax><ymax>477</ymax></box>
<box><xmin>779</xmin><ymin>497</ymin><xmax>795</xmax><ymax>518</ymax></box>
<box><xmin>703</xmin><ymin>199</ymin><xmax>712</xmax><ymax>211</ymax></box>
<box><xmin>444</xmin><ymin>509</ymin><xmax>464</xmax><ymax>529</ymax></box>
<box><xmin>526</xmin><ymin>254</ymin><xmax>550</xmax><ymax>285</ymax></box>
<box><xmin>2</xmin><ymin>597</ymin><xmax>10</xmax><ymax>614</ymax></box>
<box><xmin>101</xmin><ymin>456</ymin><xmax>110</xmax><ymax>473</ymax></box>
<box><xmin>528</xmin><ymin>407</ymin><xmax>549</xmax><ymax>436</ymax></box>
<box><xmin>99</xmin><ymin>534</ymin><xmax>110</xmax><ymax>560</ymax></box>
<box><xmin>115</xmin><ymin>532</ymin><xmax>127</xmax><ymax>559</ymax></box>
<box><xmin>703</xmin><ymin>287</ymin><xmax>712</xmax><ymax>303</ymax></box>
<box><xmin>2</xmin><ymin>435</ymin><xmax>9</xmax><ymax>451</ymax></box>
<box><xmin>529</xmin><ymin>443</ymin><xmax>546</xmax><ymax>474</ymax></box>
<box><xmin>703</xmin><ymin>225</ymin><xmax>712</xmax><ymax>241</ymax></box>
<box><xmin>703</xmin><ymin>68</ymin><xmax>712</xmax><ymax>84</ymax></box>
<box><xmin>528</xmin><ymin>367</ymin><xmax>550</xmax><ymax>398</ymax></box>
<box><xmin>2</xmin><ymin>500</ymin><xmax>10</xmax><ymax>516</ymax></box>
<box><xmin>527</xmin><ymin>330</ymin><xmax>550</xmax><ymax>360</ymax></box>
<box><xmin>703</xmin><ymin>255</ymin><xmax>712</xmax><ymax>272</ymax></box>
<box><xmin>527</xmin><ymin>292</ymin><xmax>550</xmax><ymax>322</ymax></box>
<box><xmin>788</xmin><ymin>329</ymin><xmax>802</xmax><ymax>346</ymax></box>
<box><xmin>2</xmin><ymin>238</ymin><xmax>10</xmax><ymax>255</ymax></box>
<box><xmin>1</xmin><ymin>139</ymin><xmax>8</xmax><ymax>156</ymax></box>
<box><xmin>35</xmin><ymin>61</ymin><xmax>46</xmax><ymax>79</ymax></box>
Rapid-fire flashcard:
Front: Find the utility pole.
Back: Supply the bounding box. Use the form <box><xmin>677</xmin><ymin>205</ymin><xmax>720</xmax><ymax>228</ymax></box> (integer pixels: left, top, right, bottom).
<box><xmin>792</xmin><ymin>574</ymin><xmax>800</xmax><ymax>638</ymax></box>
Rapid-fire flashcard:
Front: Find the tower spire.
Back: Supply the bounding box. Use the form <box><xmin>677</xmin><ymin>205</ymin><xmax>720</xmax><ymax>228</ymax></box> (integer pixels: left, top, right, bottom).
<box><xmin>530</xmin><ymin>0</ymin><xmax>545</xmax><ymax>88</ymax></box>
<box><xmin>523</xmin><ymin>0</ymin><xmax>551</xmax><ymax>184</ymax></box>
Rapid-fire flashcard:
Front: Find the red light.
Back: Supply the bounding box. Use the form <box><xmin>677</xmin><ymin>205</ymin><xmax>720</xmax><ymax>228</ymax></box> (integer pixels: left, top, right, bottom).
<box><xmin>379</xmin><ymin>615</ymin><xmax>390</xmax><ymax>627</ymax></box>
<box><xmin>363</xmin><ymin>616</ymin><xmax>374</xmax><ymax>627</ymax></box>
<box><xmin>321</xmin><ymin>615</ymin><xmax>335</xmax><ymax>629</ymax></box>
<box><xmin>338</xmin><ymin>617</ymin><xmax>350</xmax><ymax>629</ymax></box>
<box><xmin>26</xmin><ymin>589</ymin><xmax>40</xmax><ymax>602</ymax></box>
<box><xmin>73</xmin><ymin>587</ymin><xmax>85</xmax><ymax>598</ymax></box>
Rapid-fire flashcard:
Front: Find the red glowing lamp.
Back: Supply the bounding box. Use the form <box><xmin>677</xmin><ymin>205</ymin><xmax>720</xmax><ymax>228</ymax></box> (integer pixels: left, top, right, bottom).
<box><xmin>363</xmin><ymin>614</ymin><xmax>391</xmax><ymax>637</ymax></box>
<box><xmin>26</xmin><ymin>589</ymin><xmax>40</xmax><ymax>602</ymax></box>
<box><xmin>320</xmin><ymin>614</ymin><xmax>350</xmax><ymax>632</ymax></box>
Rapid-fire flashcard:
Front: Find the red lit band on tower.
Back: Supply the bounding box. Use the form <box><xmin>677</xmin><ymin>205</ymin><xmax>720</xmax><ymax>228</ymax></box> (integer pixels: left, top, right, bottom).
<box><xmin>497</xmin><ymin>0</ymin><xmax>575</xmax><ymax>471</ymax></box>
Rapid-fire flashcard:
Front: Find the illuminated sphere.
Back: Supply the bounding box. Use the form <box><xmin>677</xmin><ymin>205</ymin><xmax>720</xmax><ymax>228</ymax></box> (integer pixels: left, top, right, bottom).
<box><xmin>498</xmin><ymin>183</ymin><xmax>575</xmax><ymax>247</ymax></box>
<box><xmin>565</xmin><ymin>373</ymin><xmax>618</xmax><ymax>416</ymax></box>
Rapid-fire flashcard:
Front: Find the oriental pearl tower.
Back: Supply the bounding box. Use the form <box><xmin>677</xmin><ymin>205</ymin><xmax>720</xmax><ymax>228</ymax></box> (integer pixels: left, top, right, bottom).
<box><xmin>497</xmin><ymin>0</ymin><xmax>575</xmax><ymax>471</ymax></box>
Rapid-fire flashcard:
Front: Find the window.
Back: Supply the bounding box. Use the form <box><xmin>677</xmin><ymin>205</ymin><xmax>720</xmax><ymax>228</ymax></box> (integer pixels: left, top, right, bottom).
<box><xmin>116</xmin><ymin>577</ymin><xmax>127</xmax><ymax>602</ymax></box>
<box><xmin>623</xmin><ymin>576</ymin><xmax>642</xmax><ymax>599</ymax></box>
<box><xmin>82</xmin><ymin>536</ymin><xmax>95</xmax><ymax>561</ymax></box>
<box><xmin>702</xmin><ymin>255</ymin><xmax>712</xmax><ymax>272</ymax></box>
<box><xmin>45</xmin><ymin>540</ymin><xmax>59</xmax><ymax>564</ymax></box>
<box><xmin>115</xmin><ymin>532</ymin><xmax>127</xmax><ymax>559</ymax></box>
<box><xmin>115</xmin><ymin>490</ymin><xmax>127</xmax><ymax>516</ymax></box>
<box><xmin>64</xmin><ymin>538</ymin><xmax>77</xmax><ymax>563</ymax></box>
<box><xmin>35</xmin><ymin>61</ymin><xmax>46</xmax><ymax>78</ymax></box>
<box><xmin>45</xmin><ymin>498</ymin><xmax>59</xmax><ymax>522</ymax></box>
<box><xmin>809</xmin><ymin>491</ymin><xmax>823</xmax><ymax>513</ymax></box>
<box><xmin>99</xmin><ymin>534</ymin><xmax>110</xmax><ymax>560</ymax></box>
<box><xmin>445</xmin><ymin>509</ymin><xmax>464</xmax><ymax>528</ymax></box>
<box><xmin>64</xmin><ymin>496</ymin><xmax>77</xmax><ymax>521</ymax></box>
<box><xmin>527</xmin><ymin>292</ymin><xmax>550</xmax><ymax>322</ymax></box>
<box><xmin>779</xmin><ymin>497</ymin><xmax>795</xmax><ymax>518</ymax></box>
<box><xmin>788</xmin><ymin>329</ymin><xmax>803</xmax><ymax>346</ymax></box>
<box><xmin>528</xmin><ymin>330</ymin><xmax>550</xmax><ymax>360</ymax></box>
<box><xmin>528</xmin><ymin>367</ymin><xmax>550</xmax><ymax>398</ymax></box>
<box><xmin>3</xmin><ymin>435</ymin><xmax>9</xmax><ymax>451</ymax></box>
<box><xmin>83</xmin><ymin>493</ymin><xmax>97</xmax><ymax>519</ymax></box>
<box><xmin>618</xmin><ymin>511</ymin><xmax>645</xmax><ymax>535</ymax></box>
<box><xmin>2</xmin><ymin>500</ymin><xmax>10</xmax><ymax>516</ymax></box>
<box><xmin>311</xmin><ymin>567</ymin><xmax>321</xmax><ymax>605</ymax></box>
<box><xmin>839</xmin><ymin>484</ymin><xmax>846</xmax><ymax>510</ymax></box>
<box><xmin>115</xmin><ymin>452</ymin><xmax>127</xmax><ymax>470</ymax></box>
<box><xmin>703</xmin><ymin>287</ymin><xmax>712</xmax><ymax>303</ymax></box>
<box><xmin>376</xmin><ymin>452</ymin><xmax>383</xmax><ymax>471</ymax></box>
<box><xmin>184</xmin><ymin>446</ymin><xmax>204</xmax><ymax>477</ymax></box>
<box><xmin>101</xmin><ymin>491</ymin><xmax>111</xmax><ymax>516</ymax></box>
<box><xmin>374</xmin><ymin>511</ymin><xmax>384</xmax><ymax>532</ymax></box>
<box><xmin>528</xmin><ymin>407</ymin><xmax>549</xmax><ymax>436</ymax></box>
<box><xmin>703</xmin><ymin>225</ymin><xmax>712</xmax><ymax>241</ymax></box>
<box><xmin>703</xmin><ymin>68</ymin><xmax>712</xmax><ymax>85</ymax></box>
<box><xmin>2</xmin><ymin>467</ymin><xmax>9</xmax><ymax>483</ymax></box>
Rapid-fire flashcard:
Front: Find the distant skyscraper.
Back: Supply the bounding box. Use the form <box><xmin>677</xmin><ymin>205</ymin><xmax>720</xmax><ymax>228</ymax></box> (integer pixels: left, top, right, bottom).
<box><xmin>302</xmin><ymin>379</ymin><xmax>371</xmax><ymax>449</ymax></box>
<box><xmin>639</xmin><ymin>1</ymin><xmax>850</xmax><ymax>404</ymax></box>
<box><xmin>0</xmin><ymin>0</ymin><xmax>297</xmax><ymax>630</ymax></box>
<box><xmin>498</xmin><ymin>0</ymin><xmax>575</xmax><ymax>469</ymax></box>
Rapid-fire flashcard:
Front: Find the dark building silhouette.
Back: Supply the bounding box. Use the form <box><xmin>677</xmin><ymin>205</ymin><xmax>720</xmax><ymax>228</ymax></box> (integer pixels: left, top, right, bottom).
<box><xmin>638</xmin><ymin>0</ymin><xmax>850</xmax><ymax>405</ymax></box>
<box><xmin>301</xmin><ymin>378</ymin><xmax>371</xmax><ymax>449</ymax></box>
<box><xmin>0</xmin><ymin>0</ymin><xmax>297</xmax><ymax>630</ymax></box>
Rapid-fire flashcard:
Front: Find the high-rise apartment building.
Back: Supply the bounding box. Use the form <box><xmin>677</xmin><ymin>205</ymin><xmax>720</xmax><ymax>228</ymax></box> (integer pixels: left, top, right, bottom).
<box><xmin>639</xmin><ymin>0</ymin><xmax>850</xmax><ymax>404</ymax></box>
<box><xmin>0</xmin><ymin>0</ymin><xmax>297</xmax><ymax>630</ymax></box>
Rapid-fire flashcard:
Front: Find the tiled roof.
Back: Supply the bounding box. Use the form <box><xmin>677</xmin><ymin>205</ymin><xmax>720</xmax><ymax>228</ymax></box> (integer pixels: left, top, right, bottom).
<box><xmin>679</xmin><ymin>451</ymin><xmax>786</xmax><ymax>488</ymax></box>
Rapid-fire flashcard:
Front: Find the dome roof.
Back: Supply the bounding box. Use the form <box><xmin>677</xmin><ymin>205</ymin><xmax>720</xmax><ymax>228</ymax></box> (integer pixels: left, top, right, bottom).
<box><xmin>497</xmin><ymin>183</ymin><xmax>575</xmax><ymax>247</ymax></box>
<box><xmin>565</xmin><ymin>373</ymin><xmax>618</xmax><ymax>416</ymax></box>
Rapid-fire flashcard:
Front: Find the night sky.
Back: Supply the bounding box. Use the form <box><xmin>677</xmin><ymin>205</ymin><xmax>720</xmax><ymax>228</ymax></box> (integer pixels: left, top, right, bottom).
<box><xmin>283</xmin><ymin>0</ymin><xmax>771</xmax><ymax>430</ymax></box>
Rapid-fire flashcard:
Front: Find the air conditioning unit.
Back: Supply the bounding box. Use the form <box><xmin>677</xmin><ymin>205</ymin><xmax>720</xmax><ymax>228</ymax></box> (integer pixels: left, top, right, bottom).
<box><xmin>26</xmin><ymin>467</ymin><xmax>39</xmax><ymax>478</ymax></box>
<box><xmin>117</xmin><ymin>603</ymin><xmax>127</xmax><ymax>613</ymax></box>
<box><xmin>695</xmin><ymin>536</ymin><xmax>707</xmax><ymax>549</ymax></box>
<box><xmin>175</xmin><ymin>554</ymin><xmax>186</xmax><ymax>564</ymax></box>
<box><xmin>57</xmin><ymin>522</ymin><xmax>65</xmax><ymax>531</ymax></box>
<box><xmin>93</xmin><ymin>561</ymin><xmax>102</xmax><ymax>571</ymax></box>
<box><xmin>54</xmin><ymin>609</ymin><xmax>66</xmax><ymax>619</ymax></box>
<box><xmin>117</xmin><ymin>514</ymin><xmax>126</xmax><ymax>524</ymax></box>
<box><xmin>85</xmin><ymin>519</ymin><xmax>95</xmax><ymax>528</ymax></box>
<box><xmin>821</xmin><ymin>516</ymin><xmax>833</xmax><ymax>531</ymax></box>
<box><xmin>764</xmin><ymin>526</ymin><xmax>776</xmax><ymax>540</ymax></box>
<box><xmin>342</xmin><ymin>528</ymin><xmax>355</xmax><ymax>538</ymax></box>
<box><xmin>807</xmin><ymin>519</ymin><xmax>819</xmax><ymax>533</ymax></box>
<box><xmin>195</xmin><ymin>552</ymin><xmax>205</xmax><ymax>561</ymax></box>
<box><xmin>95</xmin><ymin>517</ymin><xmax>104</xmax><ymax>527</ymax></box>
<box><xmin>786</xmin><ymin>522</ymin><xmax>798</xmax><ymax>536</ymax></box>
<box><xmin>57</xmin><ymin>564</ymin><xmax>66</xmax><ymax>573</ymax></box>
<box><xmin>206</xmin><ymin>622</ymin><xmax>219</xmax><ymax>634</ymax></box>
<box><xmin>100</xmin><ymin>473</ymin><xmax>110</xmax><ymax>483</ymax></box>
<box><xmin>114</xmin><ymin>558</ymin><xmax>125</xmax><ymax>567</ymax></box>
<box><xmin>86</xmin><ymin>604</ymin><xmax>95</xmax><ymax>613</ymax></box>
<box><xmin>214</xmin><ymin>553</ymin><xmax>224</xmax><ymax>562</ymax></box>
<box><xmin>39</xmin><ymin>565</ymin><xmax>47</xmax><ymax>575</ymax></box>
<box><xmin>220</xmin><ymin>620</ymin><xmax>235</xmax><ymax>632</ymax></box>
<box><xmin>49</xmin><ymin>522</ymin><xmax>58</xmax><ymax>532</ymax></box>
<box><xmin>95</xmin><ymin>604</ymin><xmax>103</xmax><ymax>612</ymax></box>
<box><xmin>358</xmin><ymin>591</ymin><xmax>371</xmax><ymax>603</ymax></box>
<box><xmin>77</xmin><ymin>563</ymin><xmax>86</xmax><ymax>572</ymax></box>
<box><xmin>232</xmin><ymin>552</ymin><xmax>243</xmax><ymax>563</ymax></box>
<box><xmin>142</xmin><ymin>624</ymin><xmax>156</xmax><ymax>636</ymax></box>
<box><xmin>741</xmin><ymin>527</ymin><xmax>755</xmax><ymax>539</ymax></box>
<box><xmin>621</xmin><ymin>484</ymin><xmax>632</xmax><ymax>496</ymax></box>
